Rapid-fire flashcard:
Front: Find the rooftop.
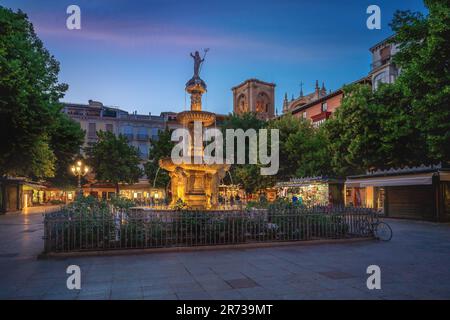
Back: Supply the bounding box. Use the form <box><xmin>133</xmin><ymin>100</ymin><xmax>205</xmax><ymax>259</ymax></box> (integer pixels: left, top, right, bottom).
<box><xmin>231</xmin><ymin>78</ymin><xmax>276</xmax><ymax>91</ymax></box>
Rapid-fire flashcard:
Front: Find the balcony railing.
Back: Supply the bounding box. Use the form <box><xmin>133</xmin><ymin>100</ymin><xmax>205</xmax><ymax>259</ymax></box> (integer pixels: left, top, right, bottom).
<box><xmin>122</xmin><ymin>133</ymin><xmax>134</xmax><ymax>141</ymax></box>
<box><xmin>371</xmin><ymin>57</ymin><xmax>392</xmax><ymax>70</ymax></box>
<box><xmin>136</xmin><ymin>134</ymin><xmax>149</xmax><ymax>141</ymax></box>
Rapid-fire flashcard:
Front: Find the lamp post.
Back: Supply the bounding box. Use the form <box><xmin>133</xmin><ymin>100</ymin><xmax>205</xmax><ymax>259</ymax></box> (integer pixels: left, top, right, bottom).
<box><xmin>71</xmin><ymin>160</ymin><xmax>89</xmax><ymax>197</ymax></box>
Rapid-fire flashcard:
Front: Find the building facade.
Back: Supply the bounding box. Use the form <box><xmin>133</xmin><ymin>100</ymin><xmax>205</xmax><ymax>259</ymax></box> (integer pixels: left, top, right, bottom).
<box><xmin>280</xmin><ymin>36</ymin><xmax>396</xmax><ymax>126</ymax></box>
<box><xmin>232</xmin><ymin>79</ymin><xmax>275</xmax><ymax>120</ymax></box>
<box><xmin>288</xmin><ymin>77</ymin><xmax>371</xmax><ymax>126</ymax></box>
<box><xmin>369</xmin><ymin>36</ymin><xmax>400</xmax><ymax>91</ymax></box>
<box><xmin>62</xmin><ymin>100</ymin><xmax>182</xmax><ymax>201</ymax></box>
<box><xmin>62</xmin><ymin>100</ymin><xmax>178</xmax><ymax>160</ymax></box>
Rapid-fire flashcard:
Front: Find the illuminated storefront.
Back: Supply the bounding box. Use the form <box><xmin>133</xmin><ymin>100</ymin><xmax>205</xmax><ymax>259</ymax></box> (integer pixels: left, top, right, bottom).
<box><xmin>82</xmin><ymin>180</ymin><xmax>166</xmax><ymax>204</ymax></box>
<box><xmin>276</xmin><ymin>177</ymin><xmax>344</xmax><ymax>206</ymax></box>
<box><xmin>346</xmin><ymin>165</ymin><xmax>450</xmax><ymax>221</ymax></box>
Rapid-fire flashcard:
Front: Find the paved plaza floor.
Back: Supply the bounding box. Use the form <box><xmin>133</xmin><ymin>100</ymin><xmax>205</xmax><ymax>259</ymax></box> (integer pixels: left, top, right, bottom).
<box><xmin>0</xmin><ymin>209</ymin><xmax>449</xmax><ymax>300</ymax></box>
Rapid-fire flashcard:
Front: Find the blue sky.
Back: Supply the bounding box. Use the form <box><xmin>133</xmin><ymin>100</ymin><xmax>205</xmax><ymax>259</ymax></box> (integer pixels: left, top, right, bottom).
<box><xmin>2</xmin><ymin>0</ymin><xmax>427</xmax><ymax>115</ymax></box>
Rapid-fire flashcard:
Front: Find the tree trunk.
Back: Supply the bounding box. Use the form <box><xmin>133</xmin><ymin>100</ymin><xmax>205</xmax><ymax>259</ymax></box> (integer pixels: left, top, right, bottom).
<box><xmin>115</xmin><ymin>182</ymin><xmax>120</xmax><ymax>196</ymax></box>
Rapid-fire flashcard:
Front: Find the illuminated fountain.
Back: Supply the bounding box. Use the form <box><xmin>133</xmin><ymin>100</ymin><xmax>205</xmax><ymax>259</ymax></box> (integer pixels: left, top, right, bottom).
<box><xmin>159</xmin><ymin>51</ymin><xmax>230</xmax><ymax>209</ymax></box>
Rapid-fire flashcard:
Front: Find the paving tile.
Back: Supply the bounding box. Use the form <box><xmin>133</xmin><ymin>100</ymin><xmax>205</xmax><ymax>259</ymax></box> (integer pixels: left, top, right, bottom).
<box><xmin>175</xmin><ymin>291</ymin><xmax>212</xmax><ymax>300</ymax></box>
<box><xmin>209</xmin><ymin>289</ymin><xmax>245</xmax><ymax>300</ymax></box>
<box><xmin>171</xmin><ymin>282</ymin><xmax>204</xmax><ymax>293</ymax></box>
<box><xmin>225</xmin><ymin>278</ymin><xmax>259</xmax><ymax>289</ymax></box>
<box><xmin>199</xmin><ymin>279</ymin><xmax>232</xmax><ymax>291</ymax></box>
<box><xmin>142</xmin><ymin>286</ymin><xmax>174</xmax><ymax>297</ymax></box>
<box><xmin>237</xmin><ymin>287</ymin><xmax>279</xmax><ymax>299</ymax></box>
<box><xmin>110</xmin><ymin>288</ymin><xmax>143</xmax><ymax>300</ymax></box>
<box><xmin>319</xmin><ymin>271</ymin><xmax>356</xmax><ymax>280</ymax></box>
<box><xmin>2</xmin><ymin>214</ymin><xmax>450</xmax><ymax>300</ymax></box>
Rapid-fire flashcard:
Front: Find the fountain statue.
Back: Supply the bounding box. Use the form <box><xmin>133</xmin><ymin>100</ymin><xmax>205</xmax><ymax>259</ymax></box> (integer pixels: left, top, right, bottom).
<box><xmin>159</xmin><ymin>50</ymin><xmax>230</xmax><ymax>209</ymax></box>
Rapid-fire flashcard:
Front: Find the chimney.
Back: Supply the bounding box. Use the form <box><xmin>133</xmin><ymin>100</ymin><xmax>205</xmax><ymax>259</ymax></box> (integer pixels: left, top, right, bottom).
<box><xmin>315</xmin><ymin>80</ymin><xmax>320</xmax><ymax>99</ymax></box>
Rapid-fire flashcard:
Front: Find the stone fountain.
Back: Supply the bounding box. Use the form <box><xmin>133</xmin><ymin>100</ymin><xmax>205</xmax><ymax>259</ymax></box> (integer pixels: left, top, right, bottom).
<box><xmin>159</xmin><ymin>51</ymin><xmax>230</xmax><ymax>209</ymax></box>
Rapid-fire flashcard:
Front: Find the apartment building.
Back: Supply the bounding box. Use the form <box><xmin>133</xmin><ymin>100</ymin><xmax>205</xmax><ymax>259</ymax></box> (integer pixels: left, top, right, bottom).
<box><xmin>63</xmin><ymin>100</ymin><xmax>177</xmax><ymax>159</ymax></box>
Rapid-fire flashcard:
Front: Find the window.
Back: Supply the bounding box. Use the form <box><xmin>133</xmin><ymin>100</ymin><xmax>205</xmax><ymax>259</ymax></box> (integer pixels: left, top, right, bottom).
<box><xmin>256</xmin><ymin>92</ymin><xmax>270</xmax><ymax>114</ymax></box>
<box><xmin>321</xmin><ymin>102</ymin><xmax>328</xmax><ymax>112</ymax></box>
<box><xmin>380</xmin><ymin>46</ymin><xmax>391</xmax><ymax>61</ymax></box>
<box><xmin>302</xmin><ymin>112</ymin><xmax>307</xmax><ymax>119</ymax></box>
<box><xmin>124</xmin><ymin>126</ymin><xmax>133</xmax><ymax>133</ymax></box>
<box><xmin>137</xmin><ymin>127</ymin><xmax>148</xmax><ymax>140</ymax></box>
<box><xmin>151</xmin><ymin>128</ymin><xmax>160</xmax><ymax>141</ymax></box>
<box><xmin>88</xmin><ymin>123</ymin><xmax>96</xmax><ymax>138</ymax></box>
<box><xmin>138</xmin><ymin>143</ymin><xmax>148</xmax><ymax>158</ymax></box>
<box><xmin>121</xmin><ymin>125</ymin><xmax>134</xmax><ymax>140</ymax></box>
<box><xmin>373</xmin><ymin>71</ymin><xmax>388</xmax><ymax>90</ymax></box>
<box><xmin>106</xmin><ymin>124</ymin><xmax>113</xmax><ymax>133</ymax></box>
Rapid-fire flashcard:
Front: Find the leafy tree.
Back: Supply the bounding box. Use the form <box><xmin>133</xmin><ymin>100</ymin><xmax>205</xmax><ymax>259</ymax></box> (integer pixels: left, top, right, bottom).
<box><xmin>144</xmin><ymin>127</ymin><xmax>174</xmax><ymax>188</ymax></box>
<box><xmin>325</xmin><ymin>1</ymin><xmax>450</xmax><ymax>175</ymax></box>
<box><xmin>86</xmin><ymin>131</ymin><xmax>142</xmax><ymax>194</ymax></box>
<box><xmin>325</xmin><ymin>84</ymin><xmax>428</xmax><ymax>176</ymax></box>
<box><xmin>390</xmin><ymin>0</ymin><xmax>450</xmax><ymax>163</ymax></box>
<box><xmin>325</xmin><ymin>84</ymin><xmax>383</xmax><ymax>176</ymax></box>
<box><xmin>266</xmin><ymin>114</ymin><xmax>303</xmax><ymax>180</ymax></box>
<box><xmin>28</xmin><ymin>136</ymin><xmax>57</xmax><ymax>179</ymax></box>
<box><xmin>267</xmin><ymin>114</ymin><xmax>331</xmax><ymax>179</ymax></box>
<box><xmin>285</xmin><ymin>121</ymin><xmax>332</xmax><ymax>178</ymax></box>
<box><xmin>221</xmin><ymin>112</ymin><xmax>273</xmax><ymax>195</ymax></box>
<box><xmin>0</xmin><ymin>7</ymin><xmax>68</xmax><ymax>178</ymax></box>
<box><xmin>47</xmin><ymin>114</ymin><xmax>85</xmax><ymax>189</ymax></box>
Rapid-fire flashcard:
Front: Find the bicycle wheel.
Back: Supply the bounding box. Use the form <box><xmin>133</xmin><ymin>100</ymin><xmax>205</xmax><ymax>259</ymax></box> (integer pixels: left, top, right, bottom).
<box><xmin>375</xmin><ymin>222</ymin><xmax>393</xmax><ymax>241</ymax></box>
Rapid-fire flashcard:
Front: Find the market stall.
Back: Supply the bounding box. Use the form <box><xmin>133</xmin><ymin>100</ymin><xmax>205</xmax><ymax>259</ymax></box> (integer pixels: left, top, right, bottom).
<box><xmin>276</xmin><ymin>177</ymin><xmax>344</xmax><ymax>207</ymax></box>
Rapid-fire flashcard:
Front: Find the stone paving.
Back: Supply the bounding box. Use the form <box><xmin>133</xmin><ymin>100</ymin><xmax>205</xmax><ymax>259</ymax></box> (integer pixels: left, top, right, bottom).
<box><xmin>0</xmin><ymin>209</ymin><xmax>450</xmax><ymax>300</ymax></box>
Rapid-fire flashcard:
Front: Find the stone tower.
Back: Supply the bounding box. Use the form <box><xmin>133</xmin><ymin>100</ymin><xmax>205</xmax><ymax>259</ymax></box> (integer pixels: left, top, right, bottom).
<box><xmin>232</xmin><ymin>79</ymin><xmax>275</xmax><ymax>120</ymax></box>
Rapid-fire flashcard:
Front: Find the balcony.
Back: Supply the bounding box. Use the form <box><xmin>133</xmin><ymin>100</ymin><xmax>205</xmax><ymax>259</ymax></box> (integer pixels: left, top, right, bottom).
<box><xmin>370</xmin><ymin>56</ymin><xmax>392</xmax><ymax>70</ymax></box>
<box><xmin>122</xmin><ymin>133</ymin><xmax>134</xmax><ymax>141</ymax></box>
<box><xmin>136</xmin><ymin>134</ymin><xmax>149</xmax><ymax>141</ymax></box>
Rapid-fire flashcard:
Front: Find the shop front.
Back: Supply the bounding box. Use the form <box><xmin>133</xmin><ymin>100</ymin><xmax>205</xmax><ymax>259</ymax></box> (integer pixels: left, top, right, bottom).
<box><xmin>82</xmin><ymin>180</ymin><xmax>166</xmax><ymax>205</ymax></box>
<box><xmin>22</xmin><ymin>183</ymin><xmax>46</xmax><ymax>208</ymax></box>
<box><xmin>276</xmin><ymin>177</ymin><xmax>344</xmax><ymax>207</ymax></box>
<box><xmin>1</xmin><ymin>178</ymin><xmax>59</xmax><ymax>213</ymax></box>
<box><xmin>346</xmin><ymin>165</ymin><xmax>450</xmax><ymax>222</ymax></box>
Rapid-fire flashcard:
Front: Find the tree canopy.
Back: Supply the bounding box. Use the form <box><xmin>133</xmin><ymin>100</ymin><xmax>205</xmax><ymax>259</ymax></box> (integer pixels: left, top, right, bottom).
<box><xmin>221</xmin><ymin>112</ymin><xmax>273</xmax><ymax>194</ymax></box>
<box><xmin>144</xmin><ymin>127</ymin><xmax>174</xmax><ymax>189</ymax></box>
<box><xmin>324</xmin><ymin>84</ymin><xmax>425</xmax><ymax>176</ymax></box>
<box><xmin>324</xmin><ymin>0</ymin><xmax>450</xmax><ymax>174</ymax></box>
<box><xmin>86</xmin><ymin>131</ymin><xmax>142</xmax><ymax>193</ymax></box>
<box><xmin>47</xmin><ymin>114</ymin><xmax>85</xmax><ymax>189</ymax></box>
<box><xmin>390</xmin><ymin>0</ymin><xmax>450</xmax><ymax>163</ymax></box>
<box><xmin>0</xmin><ymin>7</ymin><xmax>83</xmax><ymax>179</ymax></box>
<box><xmin>268</xmin><ymin>114</ymin><xmax>331</xmax><ymax>179</ymax></box>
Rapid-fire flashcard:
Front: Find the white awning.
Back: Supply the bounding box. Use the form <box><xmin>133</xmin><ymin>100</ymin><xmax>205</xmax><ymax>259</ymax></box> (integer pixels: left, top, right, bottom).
<box><xmin>346</xmin><ymin>173</ymin><xmax>434</xmax><ymax>187</ymax></box>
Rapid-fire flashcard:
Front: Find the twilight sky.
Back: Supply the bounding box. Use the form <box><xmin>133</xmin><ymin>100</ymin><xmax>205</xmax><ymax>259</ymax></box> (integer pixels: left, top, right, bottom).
<box><xmin>2</xmin><ymin>0</ymin><xmax>426</xmax><ymax>115</ymax></box>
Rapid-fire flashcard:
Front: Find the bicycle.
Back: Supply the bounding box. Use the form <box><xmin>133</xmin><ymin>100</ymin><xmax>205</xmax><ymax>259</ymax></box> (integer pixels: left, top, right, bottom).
<box><xmin>362</xmin><ymin>214</ymin><xmax>393</xmax><ymax>241</ymax></box>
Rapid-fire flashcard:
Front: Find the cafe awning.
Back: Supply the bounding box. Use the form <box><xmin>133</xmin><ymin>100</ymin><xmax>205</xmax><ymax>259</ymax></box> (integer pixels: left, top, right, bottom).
<box><xmin>346</xmin><ymin>173</ymin><xmax>434</xmax><ymax>187</ymax></box>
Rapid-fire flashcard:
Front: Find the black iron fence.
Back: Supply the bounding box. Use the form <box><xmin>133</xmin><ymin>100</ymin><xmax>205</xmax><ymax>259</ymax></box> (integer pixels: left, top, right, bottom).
<box><xmin>43</xmin><ymin>206</ymin><xmax>376</xmax><ymax>253</ymax></box>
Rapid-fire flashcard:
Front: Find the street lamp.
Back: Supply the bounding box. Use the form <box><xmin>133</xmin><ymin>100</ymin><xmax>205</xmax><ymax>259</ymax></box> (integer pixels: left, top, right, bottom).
<box><xmin>71</xmin><ymin>160</ymin><xmax>89</xmax><ymax>197</ymax></box>
<box><xmin>153</xmin><ymin>192</ymin><xmax>159</xmax><ymax>208</ymax></box>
